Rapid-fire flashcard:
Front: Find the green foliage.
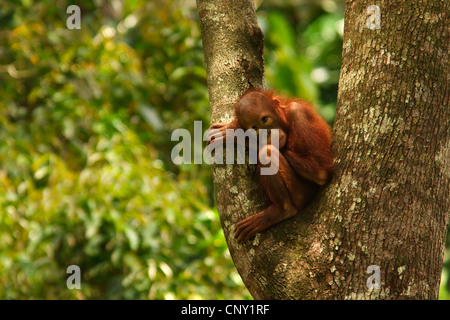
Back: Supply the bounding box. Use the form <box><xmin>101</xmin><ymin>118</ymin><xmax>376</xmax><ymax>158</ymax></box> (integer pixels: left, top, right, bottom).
<box><xmin>0</xmin><ymin>0</ymin><xmax>245</xmax><ymax>299</ymax></box>
<box><xmin>3</xmin><ymin>0</ymin><xmax>446</xmax><ymax>300</ymax></box>
<box><xmin>441</xmin><ymin>235</ymin><xmax>450</xmax><ymax>300</ymax></box>
<box><xmin>260</xmin><ymin>5</ymin><xmax>344</xmax><ymax>124</ymax></box>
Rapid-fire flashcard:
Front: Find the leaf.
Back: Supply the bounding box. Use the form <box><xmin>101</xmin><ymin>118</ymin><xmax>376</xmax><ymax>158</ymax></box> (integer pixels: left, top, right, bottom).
<box><xmin>125</xmin><ymin>227</ymin><xmax>140</xmax><ymax>251</ymax></box>
<box><xmin>138</xmin><ymin>104</ymin><xmax>163</xmax><ymax>131</ymax></box>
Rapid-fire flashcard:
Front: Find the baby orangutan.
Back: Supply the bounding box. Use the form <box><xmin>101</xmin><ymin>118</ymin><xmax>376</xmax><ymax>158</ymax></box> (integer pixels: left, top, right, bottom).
<box><xmin>208</xmin><ymin>88</ymin><xmax>333</xmax><ymax>243</ymax></box>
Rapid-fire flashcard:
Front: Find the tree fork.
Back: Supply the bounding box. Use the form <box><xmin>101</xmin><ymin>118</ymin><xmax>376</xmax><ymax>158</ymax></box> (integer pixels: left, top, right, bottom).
<box><xmin>197</xmin><ymin>0</ymin><xmax>449</xmax><ymax>299</ymax></box>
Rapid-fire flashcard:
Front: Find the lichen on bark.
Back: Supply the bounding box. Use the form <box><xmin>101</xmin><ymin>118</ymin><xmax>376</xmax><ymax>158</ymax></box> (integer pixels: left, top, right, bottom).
<box><xmin>197</xmin><ymin>0</ymin><xmax>449</xmax><ymax>299</ymax></box>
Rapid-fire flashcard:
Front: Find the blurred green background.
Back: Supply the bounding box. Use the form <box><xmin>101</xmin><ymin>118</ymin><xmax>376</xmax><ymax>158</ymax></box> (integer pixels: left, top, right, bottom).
<box><xmin>0</xmin><ymin>0</ymin><xmax>448</xmax><ymax>299</ymax></box>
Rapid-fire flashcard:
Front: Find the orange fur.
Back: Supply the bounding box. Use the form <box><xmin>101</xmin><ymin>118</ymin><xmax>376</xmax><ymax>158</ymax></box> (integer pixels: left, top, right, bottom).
<box><xmin>211</xmin><ymin>88</ymin><xmax>334</xmax><ymax>242</ymax></box>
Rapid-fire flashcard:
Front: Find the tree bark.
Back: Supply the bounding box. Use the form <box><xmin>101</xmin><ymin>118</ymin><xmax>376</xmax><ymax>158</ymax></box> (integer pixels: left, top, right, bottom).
<box><xmin>197</xmin><ymin>0</ymin><xmax>449</xmax><ymax>299</ymax></box>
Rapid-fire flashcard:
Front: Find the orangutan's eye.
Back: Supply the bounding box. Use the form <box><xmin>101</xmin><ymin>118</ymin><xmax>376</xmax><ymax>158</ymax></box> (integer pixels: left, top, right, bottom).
<box><xmin>261</xmin><ymin>116</ymin><xmax>268</xmax><ymax>123</ymax></box>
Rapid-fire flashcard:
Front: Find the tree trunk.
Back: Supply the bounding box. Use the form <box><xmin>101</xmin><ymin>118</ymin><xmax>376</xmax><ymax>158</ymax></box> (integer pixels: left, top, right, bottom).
<box><xmin>197</xmin><ymin>0</ymin><xmax>449</xmax><ymax>300</ymax></box>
